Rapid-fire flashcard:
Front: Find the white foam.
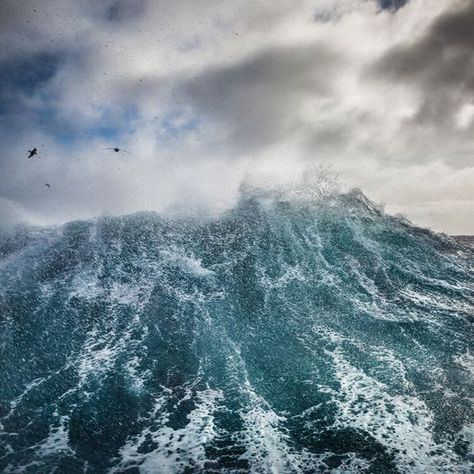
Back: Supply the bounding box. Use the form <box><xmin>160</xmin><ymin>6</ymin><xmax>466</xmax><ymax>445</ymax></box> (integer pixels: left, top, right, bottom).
<box><xmin>455</xmin><ymin>351</ymin><xmax>474</xmax><ymax>380</ymax></box>
<box><xmin>237</xmin><ymin>382</ymin><xmax>329</xmax><ymax>473</ymax></box>
<box><xmin>113</xmin><ymin>388</ymin><xmax>222</xmax><ymax>473</ymax></box>
<box><xmin>68</xmin><ymin>269</ymin><xmax>102</xmax><ymax>301</ymax></box>
<box><xmin>226</xmin><ymin>341</ymin><xmax>368</xmax><ymax>474</ymax></box>
<box><xmin>34</xmin><ymin>415</ymin><xmax>73</xmax><ymax>459</ymax></box>
<box><xmin>260</xmin><ymin>264</ymin><xmax>307</xmax><ymax>290</ymax></box>
<box><xmin>4</xmin><ymin>416</ymin><xmax>75</xmax><ymax>474</ymax></box>
<box><xmin>326</xmin><ymin>349</ymin><xmax>462</xmax><ymax>473</ymax></box>
<box><xmin>160</xmin><ymin>248</ymin><xmax>216</xmax><ymax>279</ymax></box>
<box><xmin>401</xmin><ymin>287</ymin><xmax>471</xmax><ymax>317</ymax></box>
<box><xmin>77</xmin><ymin>341</ymin><xmax>116</xmax><ymax>386</ymax></box>
<box><xmin>457</xmin><ymin>424</ymin><xmax>474</xmax><ymax>465</ymax></box>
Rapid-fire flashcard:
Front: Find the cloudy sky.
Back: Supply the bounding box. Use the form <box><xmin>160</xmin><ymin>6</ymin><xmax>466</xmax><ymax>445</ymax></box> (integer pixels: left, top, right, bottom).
<box><xmin>0</xmin><ymin>0</ymin><xmax>473</xmax><ymax>233</ymax></box>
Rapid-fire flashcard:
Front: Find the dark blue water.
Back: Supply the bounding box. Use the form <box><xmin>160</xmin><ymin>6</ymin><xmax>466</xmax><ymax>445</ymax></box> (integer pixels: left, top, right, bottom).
<box><xmin>0</xmin><ymin>189</ymin><xmax>473</xmax><ymax>473</ymax></box>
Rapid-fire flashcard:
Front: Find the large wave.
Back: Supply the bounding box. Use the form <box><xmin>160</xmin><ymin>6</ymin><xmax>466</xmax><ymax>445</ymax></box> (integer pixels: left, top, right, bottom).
<box><xmin>0</xmin><ymin>187</ymin><xmax>473</xmax><ymax>473</ymax></box>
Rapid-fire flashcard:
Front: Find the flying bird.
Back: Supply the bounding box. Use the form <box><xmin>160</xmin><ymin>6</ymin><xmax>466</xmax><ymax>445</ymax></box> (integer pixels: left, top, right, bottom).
<box><xmin>106</xmin><ymin>147</ymin><xmax>130</xmax><ymax>154</ymax></box>
<box><xmin>27</xmin><ymin>148</ymin><xmax>38</xmax><ymax>158</ymax></box>
<box><xmin>45</xmin><ymin>183</ymin><xmax>51</xmax><ymax>189</ymax></box>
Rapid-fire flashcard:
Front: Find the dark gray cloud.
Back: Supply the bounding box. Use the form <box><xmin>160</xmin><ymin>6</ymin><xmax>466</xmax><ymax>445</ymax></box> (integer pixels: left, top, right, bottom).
<box><xmin>371</xmin><ymin>0</ymin><xmax>474</xmax><ymax>125</ymax></box>
<box><xmin>0</xmin><ymin>51</ymin><xmax>63</xmax><ymax>121</ymax></box>
<box><xmin>177</xmin><ymin>43</ymin><xmax>342</xmax><ymax>153</ymax></box>
<box><xmin>85</xmin><ymin>0</ymin><xmax>149</xmax><ymax>24</ymax></box>
<box><xmin>377</xmin><ymin>0</ymin><xmax>408</xmax><ymax>11</ymax></box>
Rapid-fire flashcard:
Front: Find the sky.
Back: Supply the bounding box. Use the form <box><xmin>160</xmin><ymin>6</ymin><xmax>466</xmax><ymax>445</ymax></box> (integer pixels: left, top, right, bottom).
<box><xmin>0</xmin><ymin>0</ymin><xmax>473</xmax><ymax>234</ymax></box>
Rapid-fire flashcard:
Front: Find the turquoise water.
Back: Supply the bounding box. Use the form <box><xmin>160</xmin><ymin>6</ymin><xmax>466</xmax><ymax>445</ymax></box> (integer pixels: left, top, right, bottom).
<box><xmin>0</xmin><ymin>189</ymin><xmax>473</xmax><ymax>473</ymax></box>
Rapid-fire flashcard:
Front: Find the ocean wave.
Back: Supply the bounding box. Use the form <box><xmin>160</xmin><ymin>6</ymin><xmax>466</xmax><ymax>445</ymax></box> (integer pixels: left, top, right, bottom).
<box><xmin>0</xmin><ymin>188</ymin><xmax>473</xmax><ymax>472</ymax></box>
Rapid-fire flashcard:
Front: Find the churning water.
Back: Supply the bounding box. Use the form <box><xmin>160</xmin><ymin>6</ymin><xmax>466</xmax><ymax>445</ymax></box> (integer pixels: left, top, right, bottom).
<box><xmin>0</xmin><ymin>188</ymin><xmax>473</xmax><ymax>473</ymax></box>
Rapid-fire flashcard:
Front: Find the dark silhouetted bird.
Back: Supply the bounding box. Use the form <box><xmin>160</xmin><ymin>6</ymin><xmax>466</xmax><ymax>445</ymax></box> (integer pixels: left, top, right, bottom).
<box><xmin>28</xmin><ymin>148</ymin><xmax>38</xmax><ymax>158</ymax></box>
<box><xmin>106</xmin><ymin>147</ymin><xmax>130</xmax><ymax>154</ymax></box>
<box><xmin>45</xmin><ymin>183</ymin><xmax>51</xmax><ymax>189</ymax></box>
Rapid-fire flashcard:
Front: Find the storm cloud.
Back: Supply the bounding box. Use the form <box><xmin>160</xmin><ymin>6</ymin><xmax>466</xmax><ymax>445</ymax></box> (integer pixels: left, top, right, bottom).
<box><xmin>0</xmin><ymin>0</ymin><xmax>473</xmax><ymax>233</ymax></box>
<box><xmin>177</xmin><ymin>43</ymin><xmax>342</xmax><ymax>153</ymax></box>
<box><xmin>372</xmin><ymin>0</ymin><xmax>474</xmax><ymax>126</ymax></box>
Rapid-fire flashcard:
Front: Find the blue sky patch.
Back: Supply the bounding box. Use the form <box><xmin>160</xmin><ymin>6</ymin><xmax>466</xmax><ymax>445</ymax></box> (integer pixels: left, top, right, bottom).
<box><xmin>0</xmin><ymin>52</ymin><xmax>62</xmax><ymax>97</ymax></box>
<box><xmin>159</xmin><ymin>111</ymin><xmax>201</xmax><ymax>138</ymax></box>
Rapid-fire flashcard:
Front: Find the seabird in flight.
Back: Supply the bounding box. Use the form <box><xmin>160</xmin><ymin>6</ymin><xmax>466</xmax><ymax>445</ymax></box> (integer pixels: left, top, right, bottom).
<box><xmin>27</xmin><ymin>148</ymin><xmax>38</xmax><ymax>158</ymax></box>
<box><xmin>106</xmin><ymin>147</ymin><xmax>130</xmax><ymax>154</ymax></box>
<box><xmin>45</xmin><ymin>183</ymin><xmax>51</xmax><ymax>189</ymax></box>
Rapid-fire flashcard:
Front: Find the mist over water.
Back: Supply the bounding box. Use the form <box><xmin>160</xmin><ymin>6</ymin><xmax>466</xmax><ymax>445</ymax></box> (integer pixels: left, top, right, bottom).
<box><xmin>0</xmin><ymin>184</ymin><xmax>473</xmax><ymax>473</ymax></box>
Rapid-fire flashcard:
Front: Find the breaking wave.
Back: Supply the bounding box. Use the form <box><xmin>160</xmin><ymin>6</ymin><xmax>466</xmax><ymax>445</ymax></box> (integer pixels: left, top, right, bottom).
<box><xmin>0</xmin><ymin>187</ymin><xmax>473</xmax><ymax>473</ymax></box>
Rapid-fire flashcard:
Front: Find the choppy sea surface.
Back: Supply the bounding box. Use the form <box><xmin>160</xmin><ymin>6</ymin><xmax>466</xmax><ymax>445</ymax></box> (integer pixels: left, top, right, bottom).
<box><xmin>0</xmin><ymin>189</ymin><xmax>473</xmax><ymax>473</ymax></box>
